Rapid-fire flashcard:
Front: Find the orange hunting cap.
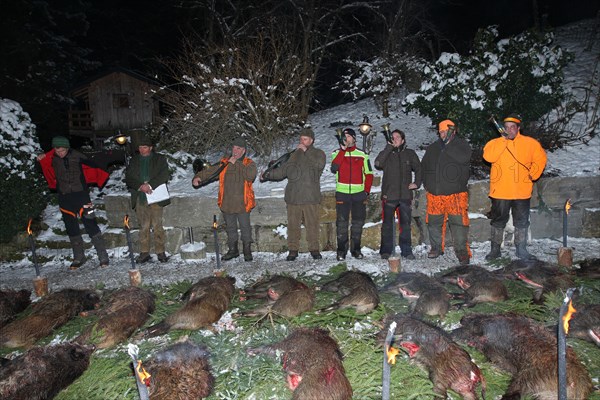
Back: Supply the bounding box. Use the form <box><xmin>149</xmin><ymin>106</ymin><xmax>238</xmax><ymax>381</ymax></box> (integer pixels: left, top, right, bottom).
<box><xmin>503</xmin><ymin>113</ymin><xmax>522</xmax><ymax>124</ymax></box>
<box><xmin>438</xmin><ymin>119</ymin><xmax>455</xmax><ymax>131</ymax></box>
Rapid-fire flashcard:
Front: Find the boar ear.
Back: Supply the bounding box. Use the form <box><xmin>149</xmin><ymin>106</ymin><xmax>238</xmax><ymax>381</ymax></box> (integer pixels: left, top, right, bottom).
<box><xmin>70</xmin><ymin>344</ymin><xmax>93</xmax><ymax>361</ymax></box>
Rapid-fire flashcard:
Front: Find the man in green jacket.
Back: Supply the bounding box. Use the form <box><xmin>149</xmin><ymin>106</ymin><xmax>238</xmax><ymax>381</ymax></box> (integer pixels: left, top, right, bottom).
<box><xmin>262</xmin><ymin>128</ymin><xmax>326</xmax><ymax>260</ymax></box>
<box><xmin>125</xmin><ymin>135</ymin><xmax>171</xmax><ymax>263</ymax></box>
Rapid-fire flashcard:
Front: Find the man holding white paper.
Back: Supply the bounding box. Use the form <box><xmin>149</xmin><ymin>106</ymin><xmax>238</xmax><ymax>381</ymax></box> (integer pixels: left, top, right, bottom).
<box><xmin>125</xmin><ymin>135</ymin><xmax>171</xmax><ymax>263</ymax></box>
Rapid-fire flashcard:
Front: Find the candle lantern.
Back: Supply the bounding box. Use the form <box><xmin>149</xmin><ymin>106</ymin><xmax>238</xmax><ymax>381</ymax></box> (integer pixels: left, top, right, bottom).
<box><xmin>558</xmin><ymin>199</ymin><xmax>573</xmax><ymax>267</ymax></box>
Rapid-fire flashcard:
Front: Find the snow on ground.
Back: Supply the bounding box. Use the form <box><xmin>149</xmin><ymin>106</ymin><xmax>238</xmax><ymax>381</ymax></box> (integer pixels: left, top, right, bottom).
<box><xmin>1</xmin><ymin>19</ymin><xmax>599</xmax><ymax>293</ymax></box>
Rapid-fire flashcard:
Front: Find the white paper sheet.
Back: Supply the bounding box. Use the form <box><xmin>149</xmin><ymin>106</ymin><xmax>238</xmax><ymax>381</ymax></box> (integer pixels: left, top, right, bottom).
<box><xmin>146</xmin><ymin>183</ymin><xmax>170</xmax><ymax>204</ymax></box>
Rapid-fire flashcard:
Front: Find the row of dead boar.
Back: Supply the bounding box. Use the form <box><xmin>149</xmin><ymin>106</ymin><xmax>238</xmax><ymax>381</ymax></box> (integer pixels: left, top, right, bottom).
<box><xmin>0</xmin><ymin>258</ymin><xmax>598</xmax><ymax>399</ymax></box>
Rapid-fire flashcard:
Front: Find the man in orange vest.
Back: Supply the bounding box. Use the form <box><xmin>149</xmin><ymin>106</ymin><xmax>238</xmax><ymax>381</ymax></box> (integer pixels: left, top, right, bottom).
<box><xmin>483</xmin><ymin>113</ymin><xmax>547</xmax><ymax>260</ymax></box>
<box><xmin>192</xmin><ymin>138</ymin><xmax>257</xmax><ymax>261</ymax></box>
<box><xmin>421</xmin><ymin>119</ymin><xmax>472</xmax><ymax>265</ymax></box>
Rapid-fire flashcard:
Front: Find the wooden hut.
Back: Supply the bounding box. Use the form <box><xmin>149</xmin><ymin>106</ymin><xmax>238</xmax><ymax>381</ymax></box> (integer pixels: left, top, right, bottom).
<box><xmin>68</xmin><ymin>67</ymin><xmax>164</xmax><ymax>148</ymax></box>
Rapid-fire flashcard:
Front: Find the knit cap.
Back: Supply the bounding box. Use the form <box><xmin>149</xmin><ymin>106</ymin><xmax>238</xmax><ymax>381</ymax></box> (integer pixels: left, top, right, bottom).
<box><xmin>51</xmin><ymin>136</ymin><xmax>70</xmax><ymax>148</ymax></box>
<box><xmin>299</xmin><ymin>128</ymin><xmax>314</xmax><ymax>139</ymax></box>
<box><xmin>232</xmin><ymin>137</ymin><xmax>247</xmax><ymax>149</ymax></box>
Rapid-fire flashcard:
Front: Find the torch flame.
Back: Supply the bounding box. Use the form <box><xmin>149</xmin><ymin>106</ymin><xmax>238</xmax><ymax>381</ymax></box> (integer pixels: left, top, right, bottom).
<box><xmin>136</xmin><ymin>360</ymin><xmax>151</xmax><ymax>387</ymax></box>
<box><xmin>27</xmin><ymin>218</ymin><xmax>33</xmax><ymax>235</ymax></box>
<box><xmin>124</xmin><ymin>214</ymin><xmax>130</xmax><ymax>229</ymax></box>
<box><xmin>562</xmin><ymin>300</ymin><xmax>576</xmax><ymax>335</ymax></box>
<box><xmin>564</xmin><ymin>199</ymin><xmax>571</xmax><ymax>215</ymax></box>
<box><xmin>386</xmin><ymin>345</ymin><xmax>400</xmax><ymax>365</ymax></box>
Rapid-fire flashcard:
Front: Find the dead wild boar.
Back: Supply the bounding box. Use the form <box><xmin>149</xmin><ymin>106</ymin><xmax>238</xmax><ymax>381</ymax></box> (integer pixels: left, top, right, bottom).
<box><xmin>382</xmin><ymin>272</ymin><xmax>450</xmax><ymax>318</ymax></box>
<box><xmin>143</xmin><ymin>276</ymin><xmax>235</xmax><ymax>337</ymax></box>
<box><xmin>574</xmin><ymin>257</ymin><xmax>600</xmax><ymax>279</ymax></box>
<box><xmin>0</xmin><ymin>342</ymin><xmax>93</xmax><ymax>400</ymax></box>
<box><xmin>0</xmin><ymin>289</ymin><xmax>99</xmax><ymax>349</ymax></box>
<box><xmin>75</xmin><ymin>286</ymin><xmax>155</xmax><ymax>349</ymax></box>
<box><xmin>453</xmin><ymin>313</ymin><xmax>593</xmax><ymax>400</ymax></box>
<box><xmin>242</xmin><ymin>275</ymin><xmax>303</xmax><ymax>300</ymax></box>
<box><xmin>496</xmin><ymin>260</ymin><xmax>574</xmax><ymax>304</ymax></box>
<box><xmin>567</xmin><ymin>303</ymin><xmax>600</xmax><ymax>347</ymax></box>
<box><xmin>438</xmin><ymin>265</ymin><xmax>508</xmax><ymax>307</ymax></box>
<box><xmin>145</xmin><ymin>341</ymin><xmax>214</xmax><ymax>400</ymax></box>
<box><xmin>248</xmin><ymin>327</ymin><xmax>353</xmax><ymax>400</ymax></box>
<box><xmin>379</xmin><ymin>314</ymin><xmax>485</xmax><ymax>400</ymax></box>
<box><xmin>0</xmin><ymin>289</ymin><xmax>31</xmax><ymax>329</ymax></box>
<box><xmin>242</xmin><ymin>275</ymin><xmax>315</xmax><ymax>318</ymax></box>
<box><xmin>319</xmin><ymin>270</ymin><xmax>380</xmax><ymax>314</ymax></box>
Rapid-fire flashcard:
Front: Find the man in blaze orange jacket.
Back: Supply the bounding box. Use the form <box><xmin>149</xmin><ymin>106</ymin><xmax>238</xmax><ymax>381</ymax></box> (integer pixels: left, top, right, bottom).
<box><xmin>483</xmin><ymin>114</ymin><xmax>547</xmax><ymax>260</ymax></box>
<box><xmin>193</xmin><ymin>137</ymin><xmax>257</xmax><ymax>261</ymax></box>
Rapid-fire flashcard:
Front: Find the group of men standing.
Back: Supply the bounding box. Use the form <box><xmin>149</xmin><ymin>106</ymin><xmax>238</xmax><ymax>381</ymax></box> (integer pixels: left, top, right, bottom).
<box><xmin>39</xmin><ymin>113</ymin><xmax>546</xmax><ymax>269</ymax></box>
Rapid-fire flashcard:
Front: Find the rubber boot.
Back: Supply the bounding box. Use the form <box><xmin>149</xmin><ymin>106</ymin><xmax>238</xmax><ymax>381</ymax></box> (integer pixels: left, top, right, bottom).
<box><xmin>91</xmin><ymin>233</ymin><xmax>109</xmax><ymax>267</ymax></box>
<box><xmin>485</xmin><ymin>226</ymin><xmax>504</xmax><ymax>261</ymax></box>
<box><xmin>243</xmin><ymin>242</ymin><xmax>253</xmax><ymax>262</ymax></box>
<box><xmin>222</xmin><ymin>242</ymin><xmax>239</xmax><ymax>261</ymax></box>
<box><xmin>68</xmin><ymin>235</ymin><xmax>87</xmax><ymax>270</ymax></box>
<box><xmin>515</xmin><ymin>228</ymin><xmax>537</xmax><ymax>260</ymax></box>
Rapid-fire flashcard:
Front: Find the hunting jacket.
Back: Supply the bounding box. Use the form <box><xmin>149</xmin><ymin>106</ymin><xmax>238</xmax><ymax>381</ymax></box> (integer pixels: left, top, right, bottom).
<box><xmin>375</xmin><ymin>144</ymin><xmax>422</xmax><ymax>201</ymax></box>
<box><xmin>483</xmin><ymin>131</ymin><xmax>547</xmax><ymax>200</ymax></box>
<box><xmin>267</xmin><ymin>145</ymin><xmax>326</xmax><ymax>205</ymax></box>
<box><xmin>125</xmin><ymin>152</ymin><xmax>171</xmax><ymax>209</ymax></box>
<box><xmin>195</xmin><ymin>157</ymin><xmax>257</xmax><ymax>214</ymax></box>
<box><xmin>331</xmin><ymin>145</ymin><xmax>374</xmax><ymax>195</ymax></box>
<box><xmin>421</xmin><ymin>136</ymin><xmax>471</xmax><ymax>195</ymax></box>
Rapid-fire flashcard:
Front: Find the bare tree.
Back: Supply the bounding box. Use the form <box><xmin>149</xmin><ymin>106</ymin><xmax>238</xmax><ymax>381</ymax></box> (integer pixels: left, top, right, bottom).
<box><xmin>158</xmin><ymin>0</ymin><xmax>383</xmax><ymax>156</ymax></box>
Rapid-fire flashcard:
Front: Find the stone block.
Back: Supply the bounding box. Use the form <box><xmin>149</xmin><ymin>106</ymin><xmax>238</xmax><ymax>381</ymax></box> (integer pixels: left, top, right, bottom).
<box><xmin>179</xmin><ymin>242</ymin><xmax>207</xmax><ymax>260</ymax></box>
<box><xmin>582</xmin><ymin>207</ymin><xmax>600</xmax><ymax>237</ymax></box>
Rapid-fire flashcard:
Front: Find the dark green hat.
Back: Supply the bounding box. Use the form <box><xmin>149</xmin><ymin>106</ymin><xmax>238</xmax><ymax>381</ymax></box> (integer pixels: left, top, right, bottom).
<box><xmin>299</xmin><ymin>127</ymin><xmax>315</xmax><ymax>139</ymax></box>
<box><xmin>51</xmin><ymin>136</ymin><xmax>70</xmax><ymax>148</ymax></box>
<box><xmin>138</xmin><ymin>135</ymin><xmax>153</xmax><ymax>146</ymax></box>
<box><xmin>232</xmin><ymin>137</ymin><xmax>247</xmax><ymax>149</ymax></box>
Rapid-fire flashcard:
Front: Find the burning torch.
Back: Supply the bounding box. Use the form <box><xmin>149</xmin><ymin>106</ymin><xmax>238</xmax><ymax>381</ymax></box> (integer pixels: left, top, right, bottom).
<box><xmin>124</xmin><ymin>215</ymin><xmax>142</xmax><ymax>286</ymax></box>
<box><xmin>562</xmin><ymin>199</ymin><xmax>571</xmax><ymax>248</ymax></box>
<box><xmin>558</xmin><ymin>288</ymin><xmax>576</xmax><ymax>400</ymax></box>
<box><xmin>26</xmin><ymin>218</ymin><xmax>40</xmax><ymax>277</ymax></box>
<box><xmin>27</xmin><ymin>218</ymin><xmax>48</xmax><ymax>297</ymax></box>
<box><xmin>127</xmin><ymin>344</ymin><xmax>150</xmax><ymax>400</ymax></box>
<box><xmin>382</xmin><ymin>321</ymin><xmax>398</xmax><ymax>400</ymax></box>
<box><xmin>213</xmin><ymin>215</ymin><xmax>221</xmax><ymax>271</ymax></box>
<box><xmin>558</xmin><ymin>199</ymin><xmax>573</xmax><ymax>268</ymax></box>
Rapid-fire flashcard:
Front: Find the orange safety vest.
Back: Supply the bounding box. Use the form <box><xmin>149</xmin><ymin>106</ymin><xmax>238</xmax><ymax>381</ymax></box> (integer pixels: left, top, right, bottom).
<box><xmin>217</xmin><ymin>157</ymin><xmax>255</xmax><ymax>213</ymax></box>
<box><xmin>426</xmin><ymin>191</ymin><xmax>471</xmax><ymax>256</ymax></box>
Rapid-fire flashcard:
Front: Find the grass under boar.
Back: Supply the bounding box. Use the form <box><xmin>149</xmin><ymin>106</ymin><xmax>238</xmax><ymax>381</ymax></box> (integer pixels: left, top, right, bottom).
<box><xmin>1</xmin><ymin>263</ymin><xmax>598</xmax><ymax>400</ymax></box>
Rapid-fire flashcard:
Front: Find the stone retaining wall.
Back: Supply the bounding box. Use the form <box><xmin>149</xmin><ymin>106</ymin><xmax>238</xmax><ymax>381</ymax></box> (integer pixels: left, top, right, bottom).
<box><xmin>103</xmin><ymin>176</ymin><xmax>600</xmax><ymax>254</ymax></box>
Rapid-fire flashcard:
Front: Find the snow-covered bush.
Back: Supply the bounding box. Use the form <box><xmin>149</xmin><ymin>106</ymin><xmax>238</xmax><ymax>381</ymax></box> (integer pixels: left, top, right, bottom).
<box><xmin>404</xmin><ymin>26</ymin><xmax>572</xmax><ymax>146</ymax></box>
<box><xmin>0</xmin><ymin>99</ymin><xmax>48</xmax><ymax>242</ymax></box>
<box><xmin>335</xmin><ymin>53</ymin><xmax>423</xmax><ymax>114</ymax></box>
<box><xmin>158</xmin><ymin>35</ymin><xmax>308</xmax><ymax>157</ymax></box>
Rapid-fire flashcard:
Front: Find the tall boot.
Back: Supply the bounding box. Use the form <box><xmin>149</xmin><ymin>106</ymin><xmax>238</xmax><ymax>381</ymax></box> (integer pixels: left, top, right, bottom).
<box><xmin>243</xmin><ymin>242</ymin><xmax>253</xmax><ymax>262</ymax></box>
<box><xmin>222</xmin><ymin>242</ymin><xmax>239</xmax><ymax>261</ymax></box>
<box><xmin>91</xmin><ymin>233</ymin><xmax>109</xmax><ymax>267</ymax></box>
<box><xmin>485</xmin><ymin>226</ymin><xmax>504</xmax><ymax>261</ymax></box>
<box><xmin>515</xmin><ymin>228</ymin><xmax>537</xmax><ymax>260</ymax></box>
<box><xmin>68</xmin><ymin>235</ymin><xmax>87</xmax><ymax>270</ymax></box>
